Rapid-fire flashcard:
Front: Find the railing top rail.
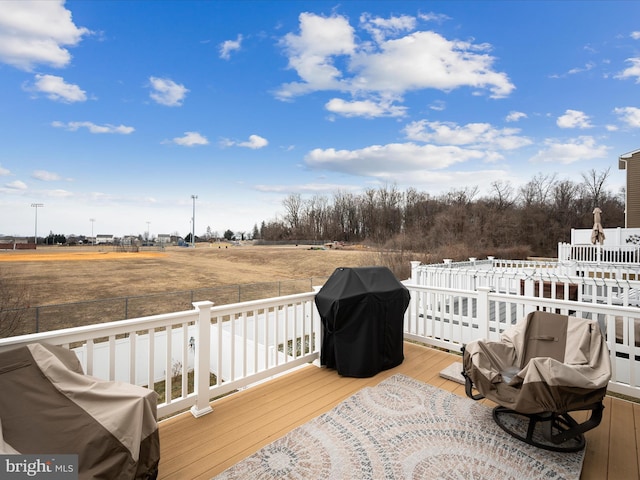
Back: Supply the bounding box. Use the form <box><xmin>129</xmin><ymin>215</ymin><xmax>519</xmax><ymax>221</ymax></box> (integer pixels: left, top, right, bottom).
<box><xmin>415</xmin><ymin>258</ymin><xmax>557</xmax><ymax>269</ymax></box>
<box><xmin>0</xmin><ymin>309</ymin><xmax>197</xmax><ymax>349</ymax></box>
<box><xmin>210</xmin><ymin>291</ymin><xmax>318</xmax><ymax>316</ymax></box>
<box><xmin>487</xmin><ymin>291</ymin><xmax>640</xmax><ymax>316</ymax></box>
<box><xmin>0</xmin><ymin>291</ymin><xmax>321</xmax><ymax>350</ymax></box>
<box><xmin>403</xmin><ymin>283</ymin><xmax>481</xmax><ymax>296</ymax></box>
<box><xmin>415</xmin><ymin>259</ymin><xmax>640</xmax><ymax>275</ymax></box>
<box><xmin>560</xmin><ymin>241</ymin><xmax>640</xmax><ymax>250</ymax></box>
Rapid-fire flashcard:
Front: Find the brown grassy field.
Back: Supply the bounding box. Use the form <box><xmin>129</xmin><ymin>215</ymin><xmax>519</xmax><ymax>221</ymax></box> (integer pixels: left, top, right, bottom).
<box><xmin>1</xmin><ymin>243</ymin><xmax>383</xmax><ymax>335</ymax></box>
<box><xmin>1</xmin><ymin>243</ymin><xmax>378</xmax><ymax>305</ymax></box>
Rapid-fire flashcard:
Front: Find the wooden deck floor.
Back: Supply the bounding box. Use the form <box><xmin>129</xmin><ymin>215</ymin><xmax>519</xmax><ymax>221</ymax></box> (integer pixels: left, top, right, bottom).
<box><xmin>158</xmin><ymin>342</ymin><xmax>640</xmax><ymax>479</ymax></box>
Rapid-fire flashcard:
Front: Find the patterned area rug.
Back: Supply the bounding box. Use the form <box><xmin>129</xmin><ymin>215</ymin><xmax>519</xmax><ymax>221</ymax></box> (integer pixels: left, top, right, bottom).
<box><xmin>213</xmin><ymin>374</ymin><xmax>585</xmax><ymax>479</ymax></box>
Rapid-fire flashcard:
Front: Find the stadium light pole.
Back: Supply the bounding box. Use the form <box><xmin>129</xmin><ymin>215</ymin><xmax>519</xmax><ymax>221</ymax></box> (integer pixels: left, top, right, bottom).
<box><xmin>31</xmin><ymin>203</ymin><xmax>44</xmax><ymax>245</ymax></box>
<box><xmin>191</xmin><ymin>195</ymin><xmax>198</xmax><ymax>247</ymax></box>
<box><xmin>90</xmin><ymin>218</ymin><xmax>95</xmax><ymax>246</ymax></box>
<box><xmin>146</xmin><ymin>221</ymin><xmax>151</xmax><ymax>242</ymax></box>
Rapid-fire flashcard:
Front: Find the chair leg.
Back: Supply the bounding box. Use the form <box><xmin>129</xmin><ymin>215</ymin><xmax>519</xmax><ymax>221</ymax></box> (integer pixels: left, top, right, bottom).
<box><xmin>545</xmin><ymin>402</ymin><xmax>604</xmax><ymax>444</ymax></box>
<box><xmin>492</xmin><ymin>406</ymin><xmax>598</xmax><ymax>453</ymax></box>
<box><xmin>461</xmin><ymin>345</ymin><xmax>484</xmax><ymax>401</ymax></box>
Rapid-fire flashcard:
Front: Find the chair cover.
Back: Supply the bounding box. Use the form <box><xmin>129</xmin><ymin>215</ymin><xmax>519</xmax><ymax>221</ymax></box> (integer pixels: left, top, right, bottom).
<box><xmin>463</xmin><ymin>311</ymin><xmax>611</xmax><ymax>415</ymax></box>
<box><xmin>0</xmin><ymin>343</ymin><xmax>160</xmax><ymax>479</ymax></box>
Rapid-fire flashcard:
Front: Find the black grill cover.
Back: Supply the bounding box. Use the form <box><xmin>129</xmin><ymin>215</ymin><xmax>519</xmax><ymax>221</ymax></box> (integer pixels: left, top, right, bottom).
<box><xmin>315</xmin><ymin>266</ymin><xmax>410</xmax><ymax>377</ymax></box>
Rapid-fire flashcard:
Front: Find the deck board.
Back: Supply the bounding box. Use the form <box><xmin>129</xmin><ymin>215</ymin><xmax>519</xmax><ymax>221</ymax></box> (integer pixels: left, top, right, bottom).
<box><xmin>158</xmin><ymin>342</ymin><xmax>639</xmax><ymax>480</ymax></box>
<box><xmin>608</xmin><ymin>398</ymin><xmax>639</xmax><ymax>479</ymax></box>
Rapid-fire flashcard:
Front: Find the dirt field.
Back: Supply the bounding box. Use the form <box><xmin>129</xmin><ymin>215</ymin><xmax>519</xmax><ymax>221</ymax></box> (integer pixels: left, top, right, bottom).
<box><xmin>1</xmin><ymin>243</ymin><xmax>378</xmax><ymax>307</ymax></box>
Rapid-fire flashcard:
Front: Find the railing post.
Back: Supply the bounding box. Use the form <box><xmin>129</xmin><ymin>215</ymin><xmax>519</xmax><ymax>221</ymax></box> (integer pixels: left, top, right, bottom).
<box><xmin>523</xmin><ymin>273</ymin><xmax>535</xmax><ymax>317</ymax></box>
<box><xmin>410</xmin><ymin>261</ymin><xmax>421</xmax><ymax>283</ymax></box>
<box><xmin>476</xmin><ymin>287</ymin><xmax>491</xmax><ymax>339</ymax></box>
<box><xmin>312</xmin><ymin>286</ymin><xmax>323</xmax><ymax>367</ymax></box>
<box><xmin>191</xmin><ymin>300</ymin><xmax>214</xmax><ymax>418</ymax></box>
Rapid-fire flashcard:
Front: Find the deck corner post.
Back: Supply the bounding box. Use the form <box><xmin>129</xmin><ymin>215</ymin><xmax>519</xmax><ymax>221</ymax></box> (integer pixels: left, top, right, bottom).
<box><xmin>191</xmin><ymin>300</ymin><xmax>214</xmax><ymax>418</ymax></box>
<box><xmin>409</xmin><ymin>261</ymin><xmax>421</xmax><ymax>283</ymax></box>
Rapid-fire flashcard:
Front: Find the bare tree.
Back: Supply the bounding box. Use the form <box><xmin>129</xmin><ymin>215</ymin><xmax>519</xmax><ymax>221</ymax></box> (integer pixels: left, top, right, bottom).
<box><xmin>282</xmin><ymin>193</ymin><xmax>303</xmax><ymax>236</ymax></box>
<box><xmin>581</xmin><ymin>167</ymin><xmax>611</xmax><ymax>209</ymax></box>
<box><xmin>519</xmin><ymin>172</ymin><xmax>557</xmax><ymax>206</ymax></box>
<box><xmin>489</xmin><ymin>180</ymin><xmax>515</xmax><ymax>210</ymax></box>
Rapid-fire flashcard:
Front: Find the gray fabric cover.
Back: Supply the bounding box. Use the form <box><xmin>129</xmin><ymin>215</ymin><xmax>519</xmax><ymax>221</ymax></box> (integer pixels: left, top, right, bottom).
<box><xmin>463</xmin><ymin>311</ymin><xmax>611</xmax><ymax>414</ymax></box>
<box><xmin>0</xmin><ymin>343</ymin><xmax>159</xmax><ymax>479</ymax></box>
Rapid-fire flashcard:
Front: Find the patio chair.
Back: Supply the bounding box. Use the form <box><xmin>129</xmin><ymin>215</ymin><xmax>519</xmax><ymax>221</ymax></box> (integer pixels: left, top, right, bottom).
<box><xmin>0</xmin><ymin>343</ymin><xmax>160</xmax><ymax>479</ymax></box>
<box><xmin>461</xmin><ymin>310</ymin><xmax>611</xmax><ymax>452</ymax></box>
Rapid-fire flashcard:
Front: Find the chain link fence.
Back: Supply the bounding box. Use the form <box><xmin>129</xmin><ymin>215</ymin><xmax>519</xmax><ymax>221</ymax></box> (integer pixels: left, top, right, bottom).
<box><xmin>5</xmin><ymin>277</ymin><xmax>329</xmax><ymax>337</ymax></box>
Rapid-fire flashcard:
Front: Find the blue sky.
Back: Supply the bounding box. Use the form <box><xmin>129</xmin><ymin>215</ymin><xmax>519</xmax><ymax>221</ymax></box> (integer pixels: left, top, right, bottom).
<box><xmin>1</xmin><ymin>1</ymin><xmax>639</xmax><ymax>239</ymax></box>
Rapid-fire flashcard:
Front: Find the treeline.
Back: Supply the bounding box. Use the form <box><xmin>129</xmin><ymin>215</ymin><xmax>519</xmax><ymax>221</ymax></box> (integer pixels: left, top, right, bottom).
<box><xmin>258</xmin><ymin>169</ymin><xmax>624</xmax><ymax>259</ymax></box>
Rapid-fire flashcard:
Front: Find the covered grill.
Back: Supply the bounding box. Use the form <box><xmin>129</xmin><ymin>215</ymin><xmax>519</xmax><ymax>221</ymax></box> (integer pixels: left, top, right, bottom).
<box><xmin>315</xmin><ymin>266</ymin><xmax>410</xmax><ymax>377</ymax></box>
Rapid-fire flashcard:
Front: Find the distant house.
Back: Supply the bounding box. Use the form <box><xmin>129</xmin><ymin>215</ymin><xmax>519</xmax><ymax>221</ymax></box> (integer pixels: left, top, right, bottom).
<box><xmin>619</xmin><ymin>148</ymin><xmax>640</xmax><ymax>228</ymax></box>
<box><xmin>157</xmin><ymin>234</ymin><xmax>171</xmax><ymax>245</ymax></box>
<box><xmin>95</xmin><ymin>234</ymin><xmax>114</xmax><ymax>245</ymax></box>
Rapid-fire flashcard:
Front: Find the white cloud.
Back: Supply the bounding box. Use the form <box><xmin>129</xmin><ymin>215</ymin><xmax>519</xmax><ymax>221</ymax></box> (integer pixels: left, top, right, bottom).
<box><xmin>276</xmin><ymin>13</ymin><xmax>514</xmax><ymax>105</ymax></box>
<box><xmin>52</xmin><ymin>121</ymin><xmax>134</xmax><ymax>134</ymax></box>
<box><xmin>220</xmin><ymin>135</ymin><xmax>269</xmax><ymax>150</ymax></box>
<box><xmin>529</xmin><ymin>136</ymin><xmax>609</xmax><ymax>164</ymax></box>
<box><xmin>304</xmin><ymin>142</ymin><xmax>488</xmax><ymax>177</ymax></box>
<box><xmin>567</xmin><ymin>61</ymin><xmax>595</xmax><ymax>75</ymax></box>
<box><xmin>418</xmin><ymin>12</ymin><xmax>451</xmax><ymax>23</ymax></box>
<box><xmin>506</xmin><ymin>111</ymin><xmax>527</xmax><ymax>122</ymax></box>
<box><xmin>5</xmin><ymin>180</ymin><xmax>27</xmax><ymax>190</ymax></box>
<box><xmin>222</xmin><ymin>134</ymin><xmax>268</xmax><ymax>149</ymax></box>
<box><xmin>354</xmin><ymin>29</ymin><xmax>514</xmax><ymax>98</ymax></box>
<box><xmin>30</xmin><ymin>74</ymin><xmax>87</xmax><ymax>102</ymax></box>
<box><xmin>359</xmin><ymin>13</ymin><xmax>416</xmax><ymax>43</ymax></box>
<box><xmin>429</xmin><ymin>100</ymin><xmax>446</xmax><ymax>111</ymax></box>
<box><xmin>0</xmin><ymin>0</ymin><xmax>90</xmax><ymax>70</ymax></box>
<box><xmin>0</xmin><ymin>164</ymin><xmax>10</xmax><ymax>176</ymax></box>
<box><xmin>254</xmin><ymin>183</ymin><xmax>361</xmax><ymax>194</ymax></box>
<box><xmin>46</xmin><ymin>189</ymin><xmax>73</xmax><ymax>198</ymax></box>
<box><xmin>403</xmin><ymin>120</ymin><xmax>531</xmax><ymax>150</ymax></box>
<box><xmin>239</xmin><ymin>135</ymin><xmax>268</xmax><ymax>149</ymax></box>
<box><xmin>389</xmin><ymin>168</ymin><xmax>514</xmax><ymax>191</ymax></box>
<box><xmin>557</xmin><ymin>109</ymin><xmax>593</xmax><ymax>129</ymax></box>
<box><xmin>220</xmin><ymin>34</ymin><xmax>243</xmax><ymax>59</ymax></box>
<box><xmin>32</xmin><ymin>170</ymin><xmax>61</xmax><ymax>181</ymax></box>
<box><xmin>616</xmin><ymin>58</ymin><xmax>640</xmax><ymax>83</ymax></box>
<box><xmin>148</xmin><ymin>76</ymin><xmax>189</xmax><ymax>106</ymax></box>
<box><xmin>614</xmin><ymin>107</ymin><xmax>640</xmax><ymax>128</ymax></box>
<box><xmin>631</xmin><ymin>32</ymin><xmax>640</xmax><ymax>40</ymax></box>
<box><xmin>325</xmin><ymin>97</ymin><xmax>406</xmax><ymax>118</ymax></box>
<box><xmin>277</xmin><ymin>13</ymin><xmax>356</xmax><ymax>99</ymax></box>
<box><xmin>171</xmin><ymin>131</ymin><xmax>209</xmax><ymax>147</ymax></box>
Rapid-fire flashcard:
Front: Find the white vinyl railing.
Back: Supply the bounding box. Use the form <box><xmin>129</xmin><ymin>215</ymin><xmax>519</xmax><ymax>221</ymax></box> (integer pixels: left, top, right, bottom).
<box><xmin>411</xmin><ymin>259</ymin><xmax>640</xmax><ymax>305</ymax></box>
<box><xmin>558</xmin><ymin>242</ymin><xmax>640</xmax><ymax>264</ymax></box>
<box><xmin>402</xmin><ymin>282</ymin><xmax>640</xmax><ymax>398</ymax></box>
<box><xmin>0</xmin><ymin>292</ymin><xmax>321</xmax><ymax>419</ymax></box>
<box><xmin>407</xmin><ymin>258</ymin><xmax>640</xmax><ymax>398</ymax></box>
<box><xmin>1</xmin><ymin>264</ymin><xmax>640</xmax><ymax>419</ymax></box>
